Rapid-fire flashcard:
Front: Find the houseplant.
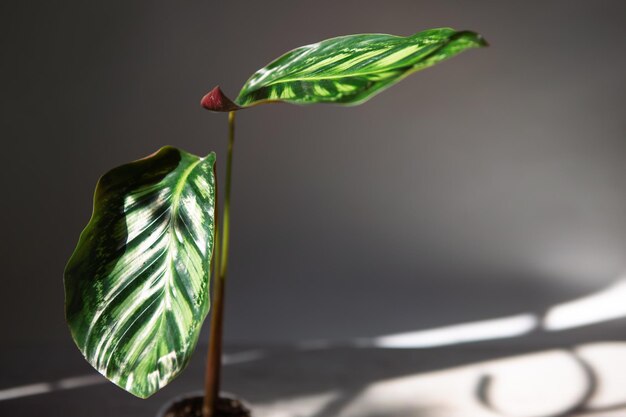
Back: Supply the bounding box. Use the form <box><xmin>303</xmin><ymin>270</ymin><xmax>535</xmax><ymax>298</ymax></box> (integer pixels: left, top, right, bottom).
<box><xmin>64</xmin><ymin>27</ymin><xmax>487</xmax><ymax>417</ymax></box>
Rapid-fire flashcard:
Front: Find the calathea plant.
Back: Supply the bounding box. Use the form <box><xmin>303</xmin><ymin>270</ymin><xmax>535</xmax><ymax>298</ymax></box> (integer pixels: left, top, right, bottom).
<box><xmin>64</xmin><ymin>28</ymin><xmax>486</xmax><ymax>416</ymax></box>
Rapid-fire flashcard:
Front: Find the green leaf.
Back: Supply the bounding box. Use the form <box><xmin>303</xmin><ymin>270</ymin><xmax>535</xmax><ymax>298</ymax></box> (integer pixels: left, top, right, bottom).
<box><xmin>201</xmin><ymin>28</ymin><xmax>486</xmax><ymax>111</ymax></box>
<box><xmin>64</xmin><ymin>146</ymin><xmax>216</xmax><ymax>398</ymax></box>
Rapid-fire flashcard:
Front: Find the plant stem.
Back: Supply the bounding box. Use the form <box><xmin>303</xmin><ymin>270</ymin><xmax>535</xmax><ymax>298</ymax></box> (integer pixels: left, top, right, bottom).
<box><xmin>203</xmin><ymin>111</ymin><xmax>236</xmax><ymax>417</ymax></box>
<box><xmin>219</xmin><ymin>112</ymin><xmax>236</xmax><ymax>281</ymax></box>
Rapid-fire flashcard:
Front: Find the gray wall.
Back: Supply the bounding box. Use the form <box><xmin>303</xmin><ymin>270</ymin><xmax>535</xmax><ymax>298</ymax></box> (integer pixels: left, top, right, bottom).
<box><xmin>1</xmin><ymin>1</ymin><xmax>625</xmax><ymax>346</ymax></box>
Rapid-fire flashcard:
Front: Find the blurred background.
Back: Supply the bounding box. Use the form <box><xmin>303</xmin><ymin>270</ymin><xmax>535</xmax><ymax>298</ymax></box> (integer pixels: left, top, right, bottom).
<box><xmin>1</xmin><ymin>1</ymin><xmax>626</xmax><ymax>416</ymax></box>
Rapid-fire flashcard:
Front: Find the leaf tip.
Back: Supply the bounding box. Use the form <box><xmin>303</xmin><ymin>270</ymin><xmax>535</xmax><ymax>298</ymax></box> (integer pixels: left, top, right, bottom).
<box><xmin>455</xmin><ymin>30</ymin><xmax>489</xmax><ymax>48</ymax></box>
<box><xmin>200</xmin><ymin>86</ymin><xmax>241</xmax><ymax>112</ymax></box>
<box><xmin>476</xmin><ymin>34</ymin><xmax>489</xmax><ymax>47</ymax></box>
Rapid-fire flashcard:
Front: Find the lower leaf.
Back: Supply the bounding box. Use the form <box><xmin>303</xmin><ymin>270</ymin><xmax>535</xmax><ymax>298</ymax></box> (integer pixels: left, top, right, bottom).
<box><xmin>64</xmin><ymin>146</ymin><xmax>216</xmax><ymax>398</ymax></box>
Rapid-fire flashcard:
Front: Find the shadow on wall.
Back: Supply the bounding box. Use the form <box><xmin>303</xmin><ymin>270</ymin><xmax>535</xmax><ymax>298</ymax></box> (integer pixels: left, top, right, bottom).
<box><xmin>252</xmin><ymin>342</ymin><xmax>626</xmax><ymax>417</ymax></box>
<box><xmin>2</xmin><ymin>275</ymin><xmax>626</xmax><ymax>417</ymax></box>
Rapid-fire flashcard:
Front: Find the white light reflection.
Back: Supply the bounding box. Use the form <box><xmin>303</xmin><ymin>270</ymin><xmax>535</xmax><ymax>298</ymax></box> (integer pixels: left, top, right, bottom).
<box><xmin>222</xmin><ymin>349</ymin><xmax>267</xmax><ymax>365</ymax></box>
<box><xmin>254</xmin><ymin>391</ymin><xmax>341</xmax><ymax>417</ymax></box>
<box><xmin>250</xmin><ymin>345</ymin><xmax>626</xmax><ymax>416</ymax></box>
<box><xmin>367</xmin><ymin>313</ymin><xmax>538</xmax><ymax>348</ymax></box>
<box><xmin>544</xmin><ymin>278</ymin><xmax>626</xmax><ymax>331</ymax></box>
<box><xmin>0</xmin><ymin>350</ymin><xmax>265</xmax><ymax>402</ymax></box>
<box><xmin>0</xmin><ymin>383</ymin><xmax>52</xmax><ymax>401</ymax></box>
<box><xmin>0</xmin><ymin>375</ymin><xmax>104</xmax><ymax>401</ymax></box>
<box><xmin>306</xmin><ymin>350</ymin><xmax>592</xmax><ymax>417</ymax></box>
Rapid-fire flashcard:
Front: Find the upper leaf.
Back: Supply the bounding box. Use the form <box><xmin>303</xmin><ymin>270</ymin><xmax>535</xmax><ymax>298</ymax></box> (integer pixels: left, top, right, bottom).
<box><xmin>64</xmin><ymin>146</ymin><xmax>216</xmax><ymax>398</ymax></box>
<box><xmin>201</xmin><ymin>28</ymin><xmax>486</xmax><ymax>111</ymax></box>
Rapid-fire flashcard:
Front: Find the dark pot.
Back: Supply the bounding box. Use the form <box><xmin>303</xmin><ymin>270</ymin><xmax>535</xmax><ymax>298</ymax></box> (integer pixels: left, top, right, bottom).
<box><xmin>157</xmin><ymin>392</ymin><xmax>251</xmax><ymax>417</ymax></box>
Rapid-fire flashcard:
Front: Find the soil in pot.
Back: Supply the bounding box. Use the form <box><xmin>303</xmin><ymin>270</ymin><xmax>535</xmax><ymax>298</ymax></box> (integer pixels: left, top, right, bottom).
<box><xmin>161</xmin><ymin>396</ymin><xmax>251</xmax><ymax>417</ymax></box>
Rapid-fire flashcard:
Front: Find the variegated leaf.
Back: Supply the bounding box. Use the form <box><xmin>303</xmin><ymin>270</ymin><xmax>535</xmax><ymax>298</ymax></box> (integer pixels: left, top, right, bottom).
<box><xmin>64</xmin><ymin>146</ymin><xmax>216</xmax><ymax>398</ymax></box>
<box><xmin>201</xmin><ymin>28</ymin><xmax>486</xmax><ymax>111</ymax></box>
